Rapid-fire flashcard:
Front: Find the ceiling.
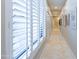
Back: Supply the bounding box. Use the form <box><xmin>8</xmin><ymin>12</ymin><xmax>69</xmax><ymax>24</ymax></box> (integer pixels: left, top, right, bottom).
<box><xmin>47</xmin><ymin>0</ymin><xmax>67</xmax><ymax>16</ymax></box>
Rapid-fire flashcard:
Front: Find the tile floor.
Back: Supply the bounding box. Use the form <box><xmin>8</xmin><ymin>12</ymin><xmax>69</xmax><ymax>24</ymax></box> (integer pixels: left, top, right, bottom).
<box><xmin>34</xmin><ymin>30</ymin><xmax>76</xmax><ymax>59</ymax></box>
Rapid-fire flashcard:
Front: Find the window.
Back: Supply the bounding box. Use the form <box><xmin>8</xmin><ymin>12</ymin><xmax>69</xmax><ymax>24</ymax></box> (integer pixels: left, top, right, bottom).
<box><xmin>32</xmin><ymin>0</ymin><xmax>40</xmax><ymax>50</ymax></box>
<box><xmin>40</xmin><ymin>0</ymin><xmax>44</xmax><ymax>39</ymax></box>
<box><xmin>40</xmin><ymin>0</ymin><xmax>46</xmax><ymax>41</ymax></box>
<box><xmin>12</xmin><ymin>0</ymin><xmax>46</xmax><ymax>59</ymax></box>
<box><xmin>12</xmin><ymin>0</ymin><xmax>27</xmax><ymax>59</ymax></box>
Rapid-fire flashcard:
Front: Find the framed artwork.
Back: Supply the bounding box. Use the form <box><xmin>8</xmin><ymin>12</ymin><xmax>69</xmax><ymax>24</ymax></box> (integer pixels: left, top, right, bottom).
<box><xmin>67</xmin><ymin>13</ymin><xmax>70</xmax><ymax>26</ymax></box>
<box><xmin>64</xmin><ymin>15</ymin><xmax>67</xmax><ymax>27</ymax></box>
<box><xmin>59</xmin><ymin>18</ymin><xmax>62</xmax><ymax>26</ymax></box>
<box><xmin>70</xmin><ymin>9</ymin><xmax>77</xmax><ymax>30</ymax></box>
<box><xmin>64</xmin><ymin>14</ymin><xmax>70</xmax><ymax>27</ymax></box>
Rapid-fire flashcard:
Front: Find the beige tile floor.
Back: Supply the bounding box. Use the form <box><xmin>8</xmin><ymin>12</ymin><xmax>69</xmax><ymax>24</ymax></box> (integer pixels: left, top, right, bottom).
<box><xmin>35</xmin><ymin>30</ymin><xmax>76</xmax><ymax>59</ymax></box>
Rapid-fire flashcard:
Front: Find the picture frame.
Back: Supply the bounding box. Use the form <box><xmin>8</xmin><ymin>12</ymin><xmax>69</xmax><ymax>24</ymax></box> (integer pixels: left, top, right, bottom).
<box><xmin>64</xmin><ymin>15</ymin><xmax>67</xmax><ymax>27</ymax></box>
<box><xmin>64</xmin><ymin>14</ymin><xmax>70</xmax><ymax>27</ymax></box>
<box><xmin>67</xmin><ymin>13</ymin><xmax>70</xmax><ymax>26</ymax></box>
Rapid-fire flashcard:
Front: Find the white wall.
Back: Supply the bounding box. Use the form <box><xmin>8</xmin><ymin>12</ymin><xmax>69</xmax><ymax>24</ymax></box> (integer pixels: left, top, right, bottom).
<box><xmin>60</xmin><ymin>0</ymin><xmax>77</xmax><ymax>57</ymax></box>
<box><xmin>1</xmin><ymin>0</ymin><xmax>13</xmax><ymax>59</ymax></box>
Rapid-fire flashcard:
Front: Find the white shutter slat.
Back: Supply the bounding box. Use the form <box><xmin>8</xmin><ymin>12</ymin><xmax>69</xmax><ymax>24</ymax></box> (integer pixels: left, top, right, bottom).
<box><xmin>12</xmin><ymin>0</ymin><xmax>27</xmax><ymax>59</ymax></box>
<box><xmin>32</xmin><ymin>0</ymin><xmax>39</xmax><ymax>50</ymax></box>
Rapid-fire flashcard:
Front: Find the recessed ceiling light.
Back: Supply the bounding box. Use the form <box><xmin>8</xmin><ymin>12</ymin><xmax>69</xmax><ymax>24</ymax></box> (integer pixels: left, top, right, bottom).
<box><xmin>57</xmin><ymin>17</ymin><xmax>60</xmax><ymax>20</ymax></box>
<box><xmin>54</xmin><ymin>6</ymin><xmax>58</xmax><ymax>9</ymax></box>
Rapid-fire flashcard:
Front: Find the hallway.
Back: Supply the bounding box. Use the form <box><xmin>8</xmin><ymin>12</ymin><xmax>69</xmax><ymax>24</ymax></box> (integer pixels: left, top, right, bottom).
<box><xmin>1</xmin><ymin>0</ymin><xmax>77</xmax><ymax>59</ymax></box>
<box><xmin>34</xmin><ymin>29</ymin><xmax>76</xmax><ymax>59</ymax></box>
